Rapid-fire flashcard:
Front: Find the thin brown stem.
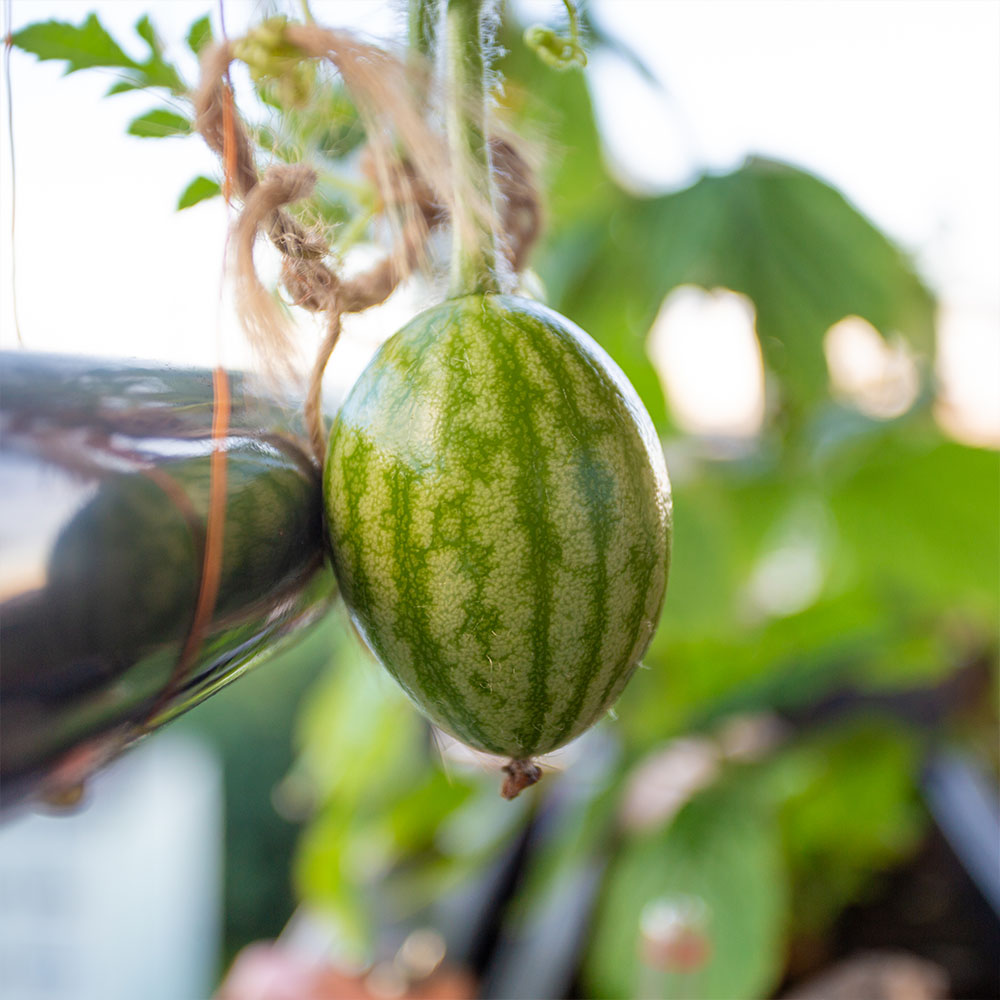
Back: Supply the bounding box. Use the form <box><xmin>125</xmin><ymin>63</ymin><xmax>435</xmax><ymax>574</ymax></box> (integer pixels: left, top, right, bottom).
<box><xmin>305</xmin><ymin>310</ymin><xmax>342</xmax><ymax>464</ymax></box>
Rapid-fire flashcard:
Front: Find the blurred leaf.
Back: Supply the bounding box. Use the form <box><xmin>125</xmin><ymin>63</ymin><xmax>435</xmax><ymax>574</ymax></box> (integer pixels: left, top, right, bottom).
<box><xmin>134</xmin><ymin>14</ymin><xmax>159</xmax><ymax>54</ymax></box>
<box><xmin>433</xmin><ymin>775</ymin><xmax>531</xmax><ymax>860</ymax></box>
<box><xmin>826</xmin><ymin>433</ymin><xmax>999</xmax><ymax>623</ymax></box>
<box><xmin>651</xmin><ymin>474</ymin><xmax>752</xmax><ymax>640</ymax></box>
<box><xmin>106</xmin><ymin>79</ymin><xmax>144</xmax><ymax>96</ymax></box>
<box><xmin>261</xmin><ymin>83</ymin><xmax>366</xmax><ymax>163</ymax></box>
<box><xmin>763</xmin><ymin>720</ymin><xmax>925</xmax><ymax>932</ymax></box>
<box><xmin>586</xmin><ymin>780</ymin><xmax>787</xmax><ymax>1000</ymax></box>
<box><xmin>501</xmin><ymin>16</ymin><xmax>933</xmax><ymax>430</ymax></box>
<box><xmin>864</xmin><ymin>629</ymin><xmax>954</xmax><ymax>687</ymax></box>
<box><xmin>186</xmin><ymin>14</ymin><xmax>214</xmax><ymax>56</ymax></box>
<box><xmin>625</xmin><ymin>590</ymin><xmax>883</xmax><ymax>747</ymax></box>
<box><xmin>127</xmin><ymin>108</ymin><xmax>191</xmax><ymax>138</ymax></box>
<box><xmin>12</xmin><ymin>14</ymin><xmax>139</xmax><ymax>73</ymax></box>
<box><xmin>384</xmin><ymin>768</ymin><xmax>475</xmax><ymax>855</ymax></box>
<box><xmin>617</xmin><ymin>412</ymin><xmax>995</xmax><ymax>750</ymax></box>
<box><xmin>178</xmin><ymin>174</ymin><xmax>221</xmax><ymax>209</ymax></box>
<box><xmin>550</xmin><ymin>160</ymin><xmax>935</xmax><ymax>428</ymax></box>
<box><xmin>380</xmin><ymin>774</ymin><xmax>528</xmax><ymax>918</ymax></box>
<box><xmin>132</xmin><ymin>15</ymin><xmax>186</xmax><ymax>92</ymax></box>
<box><xmin>176</xmin><ymin>610</ymin><xmax>339</xmax><ymax>962</ymax></box>
<box><xmin>13</xmin><ymin>13</ymin><xmax>187</xmax><ymax>95</ymax></box>
<box><xmin>293</xmin><ymin>623</ymin><xmax>422</xmax><ymax>810</ymax></box>
<box><xmin>295</xmin><ymin>810</ymin><xmax>376</xmax><ymax>957</ymax></box>
<box><xmin>292</xmin><ymin>622</ymin><xmax>430</xmax><ymax>936</ymax></box>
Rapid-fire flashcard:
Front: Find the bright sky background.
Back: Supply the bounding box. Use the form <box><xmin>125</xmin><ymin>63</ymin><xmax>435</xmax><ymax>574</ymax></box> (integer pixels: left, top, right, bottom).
<box><xmin>1</xmin><ymin>0</ymin><xmax>997</xmax><ymax>439</ymax></box>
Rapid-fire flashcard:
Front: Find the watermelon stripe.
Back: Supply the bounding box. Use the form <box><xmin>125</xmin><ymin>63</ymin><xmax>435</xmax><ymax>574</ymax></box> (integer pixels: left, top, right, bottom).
<box><xmin>434</xmin><ymin>317</ymin><xmax>509</xmax><ymax>739</ymax></box>
<box><xmin>493</xmin><ymin>303</ymin><xmax>616</xmax><ymax>742</ymax></box>
<box><xmin>332</xmin><ymin>433</ymin><xmax>374</xmax><ymax>617</ymax></box>
<box><xmin>592</xmin><ymin>540</ymin><xmax>659</xmax><ymax>720</ymax></box>
<box><xmin>502</xmin><ymin>302</ymin><xmax>664</xmax><ymax>744</ymax></box>
<box><xmin>386</xmin><ymin>461</ymin><xmax>488</xmax><ymax>749</ymax></box>
<box><xmin>487</xmin><ymin>324</ymin><xmax>556</xmax><ymax>754</ymax></box>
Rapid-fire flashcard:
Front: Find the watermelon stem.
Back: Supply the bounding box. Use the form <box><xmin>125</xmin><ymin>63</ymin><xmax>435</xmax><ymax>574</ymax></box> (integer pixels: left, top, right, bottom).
<box><xmin>501</xmin><ymin>758</ymin><xmax>542</xmax><ymax>799</ymax></box>
<box><xmin>408</xmin><ymin>0</ymin><xmax>438</xmax><ymax>62</ymax></box>
<box><xmin>445</xmin><ymin>0</ymin><xmax>501</xmax><ymax>297</ymax></box>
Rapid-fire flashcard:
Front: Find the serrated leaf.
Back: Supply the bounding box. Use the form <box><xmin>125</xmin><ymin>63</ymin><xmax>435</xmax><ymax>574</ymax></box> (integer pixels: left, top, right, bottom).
<box><xmin>12</xmin><ymin>13</ymin><xmax>186</xmax><ymax>94</ymax></box>
<box><xmin>177</xmin><ymin>175</ymin><xmax>221</xmax><ymax>210</ymax></box>
<box><xmin>186</xmin><ymin>15</ymin><xmax>214</xmax><ymax>56</ymax></box>
<box><xmin>11</xmin><ymin>14</ymin><xmax>138</xmax><ymax>73</ymax></box>
<box><xmin>127</xmin><ymin>108</ymin><xmax>191</xmax><ymax>138</ymax></box>
<box><xmin>586</xmin><ymin>781</ymin><xmax>787</xmax><ymax>1000</ymax></box>
<box><xmin>132</xmin><ymin>15</ymin><xmax>186</xmax><ymax>93</ymax></box>
<box><xmin>137</xmin><ymin>62</ymin><xmax>186</xmax><ymax>93</ymax></box>
<box><xmin>134</xmin><ymin>14</ymin><xmax>158</xmax><ymax>52</ymax></box>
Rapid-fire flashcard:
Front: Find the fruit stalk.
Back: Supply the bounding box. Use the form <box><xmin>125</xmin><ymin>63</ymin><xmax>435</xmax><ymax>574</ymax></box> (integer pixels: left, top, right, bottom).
<box><xmin>408</xmin><ymin>0</ymin><xmax>438</xmax><ymax>62</ymax></box>
<box><xmin>445</xmin><ymin>1</ymin><xmax>539</xmax><ymax>793</ymax></box>
<box><xmin>445</xmin><ymin>0</ymin><xmax>501</xmax><ymax>296</ymax></box>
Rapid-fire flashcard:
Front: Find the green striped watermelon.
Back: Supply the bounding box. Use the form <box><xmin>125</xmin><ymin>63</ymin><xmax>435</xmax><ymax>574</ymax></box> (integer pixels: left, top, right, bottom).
<box><xmin>324</xmin><ymin>294</ymin><xmax>671</xmax><ymax>789</ymax></box>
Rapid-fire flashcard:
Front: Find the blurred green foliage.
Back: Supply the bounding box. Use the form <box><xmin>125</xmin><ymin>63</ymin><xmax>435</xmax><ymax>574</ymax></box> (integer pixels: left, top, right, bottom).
<box><xmin>13</xmin><ymin>4</ymin><xmax>998</xmax><ymax>996</ymax></box>
<box><xmin>764</xmin><ymin>721</ymin><xmax>926</xmax><ymax>934</ymax></box>
<box><xmin>174</xmin><ymin>613</ymin><xmax>338</xmax><ymax>963</ymax></box>
<box><xmin>588</xmin><ymin>780</ymin><xmax>787</xmax><ymax>1000</ymax></box>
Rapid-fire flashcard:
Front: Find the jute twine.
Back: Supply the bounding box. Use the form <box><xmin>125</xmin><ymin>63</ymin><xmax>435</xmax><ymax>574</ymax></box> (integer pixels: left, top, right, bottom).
<box><xmin>192</xmin><ymin>26</ymin><xmax>541</xmax><ymax>464</ymax></box>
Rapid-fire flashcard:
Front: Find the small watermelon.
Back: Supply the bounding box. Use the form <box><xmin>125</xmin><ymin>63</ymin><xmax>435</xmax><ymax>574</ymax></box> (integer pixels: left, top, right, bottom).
<box><xmin>324</xmin><ymin>294</ymin><xmax>671</xmax><ymax>795</ymax></box>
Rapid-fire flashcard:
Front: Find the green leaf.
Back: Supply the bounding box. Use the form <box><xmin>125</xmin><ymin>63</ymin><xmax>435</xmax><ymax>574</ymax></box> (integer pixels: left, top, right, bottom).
<box><xmin>586</xmin><ymin>781</ymin><xmax>787</xmax><ymax>1000</ymax></box>
<box><xmin>11</xmin><ymin>14</ymin><xmax>138</xmax><ymax>73</ymax></box>
<box><xmin>293</xmin><ymin>631</ymin><xmax>421</xmax><ymax>810</ymax></box>
<box><xmin>186</xmin><ymin>15</ymin><xmax>214</xmax><ymax>56</ymax></box>
<box><xmin>132</xmin><ymin>15</ymin><xmax>186</xmax><ymax>93</ymax></box>
<box><xmin>12</xmin><ymin>13</ymin><xmax>186</xmax><ymax>94</ymax></box>
<box><xmin>624</xmin><ymin>592</ymin><xmax>880</xmax><ymax>747</ymax></box>
<box><xmin>764</xmin><ymin>721</ymin><xmax>925</xmax><ymax>932</ymax></box>
<box><xmin>177</xmin><ymin>175</ymin><xmax>221</xmax><ymax>210</ymax></box>
<box><xmin>827</xmin><ymin>432</ymin><xmax>1000</xmax><ymax>623</ymax></box>
<box><xmin>106</xmin><ymin>78</ymin><xmax>143</xmax><ymax>96</ymax></box>
<box><xmin>548</xmin><ymin>160</ymin><xmax>935</xmax><ymax>428</ymax></box>
<box><xmin>293</xmin><ymin>812</ymin><xmax>374</xmax><ymax>959</ymax></box>
<box><xmin>134</xmin><ymin>14</ymin><xmax>158</xmax><ymax>52</ymax></box>
<box><xmin>175</xmin><ymin>610</ymin><xmax>338</xmax><ymax>959</ymax></box>
<box><xmin>127</xmin><ymin>108</ymin><xmax>191</xmax><ymax>139</ymax></box>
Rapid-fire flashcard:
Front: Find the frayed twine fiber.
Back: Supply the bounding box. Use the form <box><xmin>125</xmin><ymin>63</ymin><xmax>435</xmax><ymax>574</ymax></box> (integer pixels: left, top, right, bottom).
<box><xmin>192</xmin><ymin>23</ymin><xmax>540</xmax><ymax>465</ymax></box>
<box><xmin>232</xmin><ymin>163</ymin><xmax>323</xmax><ymax>378</ymax></box>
